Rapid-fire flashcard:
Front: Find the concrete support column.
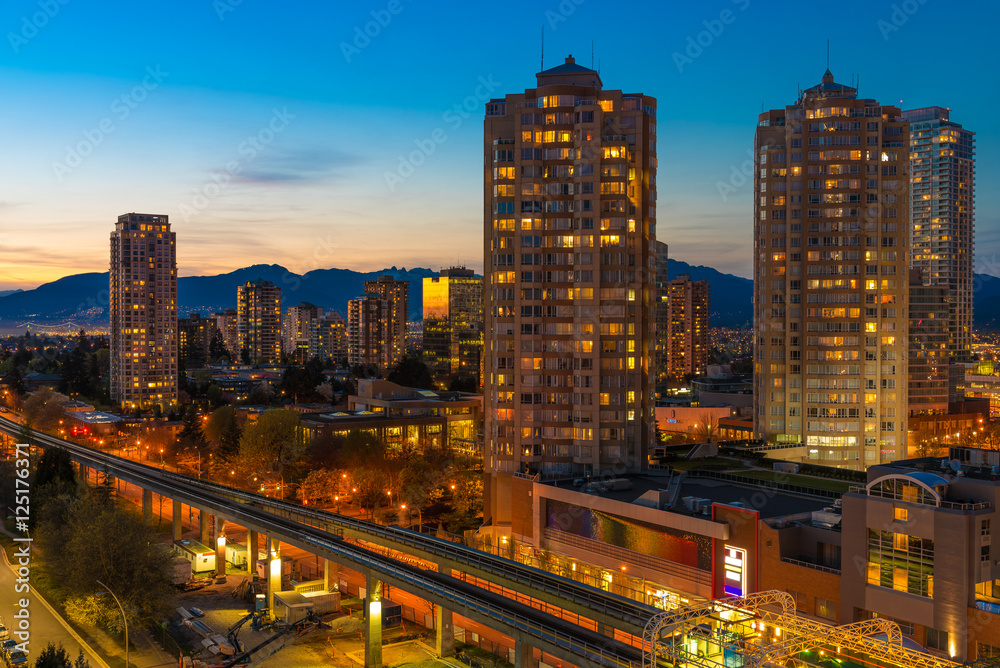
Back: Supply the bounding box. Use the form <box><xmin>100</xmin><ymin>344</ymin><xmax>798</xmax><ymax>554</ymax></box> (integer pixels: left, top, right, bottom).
<box><xmin>268</xmin><ymin>537</ymin><xmax>281</xmax><ymax>617</ymax></box>
<box><xmin>214</xmin><ymin>516</ymin><xmax>226</xmax><ymax>577</ymax></box>
<box><xmin>365</xmin><ymin>573</ymin><xmax>383</xmax><ymax>668</ymax></box>
<box><xmin>436</xmin><ymin>605</ymin><xmax>454</xmax><ymax>657</ymax></box>
<box><xmin>79</xmin><ymin>464</ymin><xmax>88</xmax><ymax>485</ymax></box>
<box><xmin>142</xmin><ymin>489</ymin><xmax>152</xmax><ymax>523</ymax></box>
<box><xmin>324</xmin><ymin>559</ymin><xmax>338</xmax><ymax>591</ymax></box>
<box><xmin>247</xmin><ymin>530</ymin><xmax>258</xmax><ymax>575</ymax></box>
<box><xmin>200</xmin><ymin>511</ymin><xmax>211</xmax><ymax>545</ymax></box>
<box><xmin>514</xmin><ymin>638</ymin><xmax>536</xmax><ymax>668</ymax></box>
<box><xmin>172</xmin><ymin>499</ymin><xmax>182</xmax><ymax>541</ymax></box>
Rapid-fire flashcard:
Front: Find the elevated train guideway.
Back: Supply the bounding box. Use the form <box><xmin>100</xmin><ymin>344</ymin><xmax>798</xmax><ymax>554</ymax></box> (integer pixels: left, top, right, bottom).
<box><xmin>0</xmin><ymin>416</ymin><xmax>648</xmax><ymax>668</ymax></box>
<box><xmin>643</xmin><ymin>591</ymin><xmax>962</xmax><ymax>668</ymax></box>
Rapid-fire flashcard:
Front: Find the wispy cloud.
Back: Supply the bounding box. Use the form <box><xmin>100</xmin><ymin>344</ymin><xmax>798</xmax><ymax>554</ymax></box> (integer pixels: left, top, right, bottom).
<box><xmin>233</xmin><ymin>147</ymin><xmax>364</xmax><ymax>185</ymax></box>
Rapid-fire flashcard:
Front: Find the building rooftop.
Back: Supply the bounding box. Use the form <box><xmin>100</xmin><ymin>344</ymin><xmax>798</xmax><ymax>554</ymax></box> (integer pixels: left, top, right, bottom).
<box><xmin>536</xmin><ymin>55</ymin><xmax>603</xmax><ymax>89</ymax></box>
<box><xmin>542</xmin><ymin>473</ymin><xmax>830</xmax><ymax>520</ymax></box>
<box><xmin>70</xmin><ymin>411</ymin><xmax>123</xmax><ymax>425</ymax></box>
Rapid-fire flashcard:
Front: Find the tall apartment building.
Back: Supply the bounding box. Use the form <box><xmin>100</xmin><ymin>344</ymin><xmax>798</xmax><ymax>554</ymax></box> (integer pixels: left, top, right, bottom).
<box><xmin>348</xmin><ymin>293</ymin><xmax>391</xmax><ymax>370</ymax></box>
<box><xmin>903</xmin><ymin>107</ymin><xmax>975</xmax><ymax>362</ymax></box>
<box><xmin>908</xmin><ymin>269</ymin><xmax>950</xmax><ymax>416</ymax></box>
<box><xmin>483</xmin><ymin>56</ymin><xmax>657</xmax><ymax>532</ymax></box>
<box><xmin>423</xmin><ymin>267</ymin><xmax>484</xmax><ymax>388</ymax></box>
<box><xmin>213</xmin><ymin>308</ymin><xmax>238</xmax><ymax>358</ymax></box>
<box><xmin>363</xmin><ymin>275</ymin><xmax>409</xmax><ymax>368</ymax></box>
<box><xmin>664</xmin><ymin>274</ymin><xmax>709</xmax><ymax>382</ymax></box>
<box><xmin>283</xmin><ymin>302</ymin><xmax>323</xmax><ymax>363</ymax></box>
<box><xmin>316</xmin><ymin>312</ymin><xmax>348</xmax><ymax>364</ymax></box>
<box><xmin>653</xmin><ymin>241</ymin><xmax>670</xmax><ymax>380</ymax></box>
<box><xmin>237</xmin><ymin>280</ymin><xmax>282</xmax><ymax>364</ymax></box>
<box><xmin>109</xmin><ymin>213</ymin><xmax>178</xmax><ymax>410</ymax></box>
<box><xmin>754</xmin><ymin>70</ymin><xmax>910</xmax><ymax>467</ymax></box>
<box><xmin>178</xmin><ymin>313</ymin><xmax>218</xmax><ymax>366</ymax></box>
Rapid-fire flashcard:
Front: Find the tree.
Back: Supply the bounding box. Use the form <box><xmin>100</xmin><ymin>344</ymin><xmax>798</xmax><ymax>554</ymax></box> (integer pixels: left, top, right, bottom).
<box><xmin>7</xmin><ymin>364</ymin><xmax>25</xmax><ymax>396</ymax></box>
<box><xmin>36</xmin><ymin>496</ymin><xmax>174</xmax><ymax>637</ymax></box>
<box><xmin>693</xmin><ymin>412</ymin><xmax>720</xmax><ymax>443</ymax></box>
<box><xmin>336</xmin><ymin>429</ymin><xmax>386</xmax><ymax>470</ymax></box>
<box><xmin>178</xmin><ymin>405</ymin><xmax>206</xmax><ymax>449</ymax></box>
<box><xmin>33</xmin><ymin>643</ymin><xmax>90</xmax><ymax>668</ymax></box>
<box><xmin>22</xmin><ymin>387</ymin><xmax>67</xmax><ymax>432</ymax></box>
<box><xmin>234</xmin><ymin>409</ymin><xmax>303</xmax><ymax>483</ymax></box>
<box><xmin>448</xmin><ymin>376</ymin><xmax>478</xmax><ymax>393</ymax></box>
<box><xmin>387</xmin><ymin>353</ymin><xmax>435</xmax><ymax>390</ymax></box>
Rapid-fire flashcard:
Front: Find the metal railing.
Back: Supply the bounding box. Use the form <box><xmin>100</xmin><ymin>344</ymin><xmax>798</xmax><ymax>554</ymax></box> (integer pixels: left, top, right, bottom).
<box><xmin>848</xmin><ymin>485</ymin><xmax>992</xmax><ymax>510</ymax></box>
<box><xmin>686</xmin><ymin>470</ymin><xmax>842</xmax><ymax>500</ymax></box>
<box><xmin>779</xmin><ymin>556</ymin><xmax>841</xmax><ymax>575</ymax></box>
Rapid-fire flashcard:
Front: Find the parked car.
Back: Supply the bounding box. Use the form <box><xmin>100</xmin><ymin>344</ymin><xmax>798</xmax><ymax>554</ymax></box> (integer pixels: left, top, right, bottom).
<box><xmin>8</xmin><ymin>649</ymin><xmax>27</xmax><ymax>666</ymax></box>
<box><xmin>0</xmin><ymin>626</ymin><xmax>7</xmax><ymax>641</ymax></box>
<box><xmin>1</xmin><ymin>639</ymin><xmax>16</xmax><ymax>653</ymax></box>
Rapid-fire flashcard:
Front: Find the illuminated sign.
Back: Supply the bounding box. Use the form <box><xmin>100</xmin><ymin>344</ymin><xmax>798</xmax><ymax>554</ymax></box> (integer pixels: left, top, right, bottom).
<box><xmin>723</xmin><ymin>545</ymin><xmax>746</xmax><ymax>597</ymax></box>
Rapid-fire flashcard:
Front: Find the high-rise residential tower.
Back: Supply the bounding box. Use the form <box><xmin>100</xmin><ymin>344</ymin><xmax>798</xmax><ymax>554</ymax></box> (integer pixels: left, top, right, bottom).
<box><xmin>347</xmin><ymin>293</ymin><xmax>390</xmax><ymax>370</ymax></box>
<box><xmin>422</xmin><ymin>267</ymin><xmax>484</xmax><ymax>388</ymax></box>
<box><xmin>283</xmin><ymin>302</ymin><xmax>323</xmax><ymax>363</ymax></box>
<box><xmin>483</xmin><ymin>56</ymin><xmax>657</xmax><ymax>531</ymax></box>
<box><xmin>237</xmin><ymin>279</ymin><xmax>282</xmax><ymax>364</ymax></box>
<box><xmin>213</xmin><ymin>309</ymin><xmax>239</xmax><ymax>358</ymax></box>
<box><xmin>109</xmin><ymin>213</ymin><xmax>178</xmax><ymax>410</ymax></box>
<box><xmin>653</xmin><ymin>241</ymin><xmax>670</xmax><ymax>380</ymax></box>
<box><xmin>316</xmin><ymin>312</ymin><xmax>348</xmax><ymax>365</ymax></box>
<box><xmin>363</xmin><ymin>275</ymin><xmax>409</xmax><ymax>368</ymax></box>
<box><xmin>664</xmin><ymin>274</ymin><xmax>710</xmax><ymax>382</ymax></box>
<box><xmin>903</xmin><ymin>107</ymin><xmax>975</xmax><ymax>362</ymax></box>
<box><xmin>754</xmin><ymin>70</ymin><xmax>910</xmax><ymax>467</ymax></box>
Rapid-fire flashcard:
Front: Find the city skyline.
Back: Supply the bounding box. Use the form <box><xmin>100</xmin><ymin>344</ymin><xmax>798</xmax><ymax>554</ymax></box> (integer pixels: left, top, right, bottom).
<box><xmin>0</xmin><ymin>0</ymin><xmax>997</xmax><ymax>291</ymax></box>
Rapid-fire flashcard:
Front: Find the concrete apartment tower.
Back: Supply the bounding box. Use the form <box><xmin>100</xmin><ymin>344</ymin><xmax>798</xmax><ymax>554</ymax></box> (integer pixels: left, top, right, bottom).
<box><xmin>283</xmin><ymin>302</ymin><xmax>323</xmax><ymax>363</ymax></box>
<box><xmin>903</xmin><ymin>107</ymin><xmax>975</xmax><ymax>363</ymax></box>
<box><xmin>237</xmin><ymin>279</ymin><xmax>282</xmax><ymax>364</ymax></box>
<box><xmin>482</xmin><ymin>55</ymin><xmax>657</xmax><ymax>536</ymax></box>
<box><xmin>753</xmin><ymin>70</ymin><xmax>910</xmax><ymax>467</ymax></box>
<box><xmin>664</xmin><ymin>274</ymin><xmax>710</xmax><ymax>382</ymax></box>
<box><xmin>109</xmin><ymin>213</ymin><xmax>178</xmax><ymax>410</ymax></box>
<box><xmin>363</xmin><ymin>275</ymin><xmax>409</xmax><ymax>369</ymax></box>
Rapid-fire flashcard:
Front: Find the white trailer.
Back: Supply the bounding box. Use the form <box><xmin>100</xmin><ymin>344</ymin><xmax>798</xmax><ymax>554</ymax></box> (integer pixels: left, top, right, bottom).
<box><xmin>173</xmin><ymin>539</ymin><xmax>216</xmax><ymax>573</ymax></box>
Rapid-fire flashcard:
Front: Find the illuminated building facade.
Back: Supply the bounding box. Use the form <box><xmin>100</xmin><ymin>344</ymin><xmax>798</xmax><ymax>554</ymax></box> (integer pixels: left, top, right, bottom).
<box><xmin>109</xmin><ymin>212</ymin><xmax>178</xmax><ymax>410</ymax></box>
<box><xmin>754</xmin><ymin>70</ymin><xmax>910</xmax><ymax>467</ymax></box>
<box><xmin>904</xmin><ymin>107</ymin><xmax>975</xmax><ymax>363</ymax></box>
<box><xmin>363</xmin><ymin>275</ymin><xmax>409</xmax><ymax>369</ymax></box>
<box><xmin>665</xmin><ymin>274</ymin><xmax>709</xmax><ymax>382</ymax></box>
<box><xmin>908</xmin><ymin>269</ymin><xmax>950</xmax><ymax>415</ymax></box>
<box><xmin>348</xmin><ymin>293</ymin><xmax>391</xmax><ymax>370</ymax></box>
<box><xmin>213</xmin><ymin>308</ymin><xmax>238</xmax><ymax>358</ymax></box>
<box><xmin>422</xmin><ymin>267</ymin><xmax>484</xmax><ymax>387</ymax></box>
<box><xmin>283</xmin><ymin>302</ymin><xmax>323</xmax><ymax>363</ymax></box>
<box><xmin>654</xmin><ymin>241</ymin><xmax>669</xmax><ymax>380</ymax></box>
<box><xmin>483</xmin><ymin>56</ymin><xmax>657</xmax><ymax>534</ymax></box>
<box><xmin>237</xmin><ymin>279</ymin><xmax>282</xmax><ymax>364</ymax></box>
<box><xmin>315</xmin><ymin>312</ymin><xmax>347</xmax><ymax>365</ymax></box>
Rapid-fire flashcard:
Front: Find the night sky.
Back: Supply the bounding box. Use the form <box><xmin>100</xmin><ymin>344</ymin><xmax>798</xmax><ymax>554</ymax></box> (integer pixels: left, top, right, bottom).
<box><xmin>0</xmin><ymin>0</ymin><xmax>996</xmax><ymax>290</ymax></box>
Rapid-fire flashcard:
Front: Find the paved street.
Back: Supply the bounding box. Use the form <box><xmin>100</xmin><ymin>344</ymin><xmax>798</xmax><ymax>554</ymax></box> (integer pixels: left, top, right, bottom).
<box><xmin>0</xmin><ymin>535</ymin><xmax>108</xmax><ymax>667</ymax></box>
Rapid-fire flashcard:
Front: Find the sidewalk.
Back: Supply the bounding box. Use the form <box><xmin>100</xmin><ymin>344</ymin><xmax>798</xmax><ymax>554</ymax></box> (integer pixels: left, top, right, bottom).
<box><xmin>0</xmin><ymin>524</ymin><xmax>176</xmax><ymax>668</ymax></box>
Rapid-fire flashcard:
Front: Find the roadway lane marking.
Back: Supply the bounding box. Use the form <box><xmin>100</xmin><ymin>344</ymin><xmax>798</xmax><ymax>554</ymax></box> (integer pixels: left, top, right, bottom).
<box><xmin>0</xmin><ymin>535</ymin><xmax>111</xmax><ymax>668</ymax></box>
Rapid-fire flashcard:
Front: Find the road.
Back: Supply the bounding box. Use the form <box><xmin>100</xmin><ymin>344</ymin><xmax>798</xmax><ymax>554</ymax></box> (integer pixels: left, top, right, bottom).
<box><xmin>0</xmin><ymin>534</ymin><xmax>108</xmax><ymax>667</ymax></box>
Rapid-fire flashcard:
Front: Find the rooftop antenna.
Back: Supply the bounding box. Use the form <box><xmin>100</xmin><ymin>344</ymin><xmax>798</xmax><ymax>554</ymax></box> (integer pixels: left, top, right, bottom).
<box><xmin>591</xmin><ymin>40</ymin><xmax>594</xmax><ymax>68</ymax></box>
<box><xmin>540</xmin><ymin>25</ymin><xmax>544</xmax><ymax>71</ymax></box>
<box><xmin>826</xmin><ymin>39</ymin><xmax>830</xmax><ymax>69</ymax></box>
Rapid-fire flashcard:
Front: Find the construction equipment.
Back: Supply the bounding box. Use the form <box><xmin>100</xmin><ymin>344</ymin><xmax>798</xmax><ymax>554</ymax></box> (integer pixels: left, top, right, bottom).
<box><xmin>222</xmin><ymin>614</ymin><xmax>322</xmax><ymax>668</ymax></box>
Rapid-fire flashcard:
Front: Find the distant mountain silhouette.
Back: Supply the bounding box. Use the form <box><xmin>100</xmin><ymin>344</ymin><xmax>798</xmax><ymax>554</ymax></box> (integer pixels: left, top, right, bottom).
<box><xmin>0</xmin><ymin>290</ymin><xmax>22</xmax><ymax>298</ymax></box>
<box><xmin>0</xmin><ymin>265</ymin><xmax>438</xmax><ymax>326</ymax></box>
<box><xmin>667</xmin><ymin>259</ymin><xmax>751</xmax><ymax>328</ymax></box>
<box><xmin>7</xmin><ymin>261</ymin><xmax>1000</xmax><ymax>331</ymax></box>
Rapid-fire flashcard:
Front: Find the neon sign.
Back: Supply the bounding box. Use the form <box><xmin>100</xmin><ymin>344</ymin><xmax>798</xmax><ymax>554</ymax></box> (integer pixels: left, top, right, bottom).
<box><xmin>723</xmin><ymin>545</ymin><xmax>746</xmax><ymax>596</ymax></box>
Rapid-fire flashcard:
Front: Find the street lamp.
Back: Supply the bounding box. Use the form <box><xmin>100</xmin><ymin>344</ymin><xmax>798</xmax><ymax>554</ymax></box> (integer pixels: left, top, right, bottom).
<box><xmin>95</xmin><ymin>580</ymin><xmax>128</xmax><ymax>668</ymax></box>
<box><xmin>620</xmin><ymin>565</ymin><xmax>647</xmax><ymax>604</ymax></box>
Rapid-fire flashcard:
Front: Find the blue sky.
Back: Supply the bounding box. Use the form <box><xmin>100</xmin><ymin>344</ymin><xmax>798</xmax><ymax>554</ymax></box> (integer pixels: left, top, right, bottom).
<box><xmin>0</xmin><ymin>0</ymin><xmax>997</xmax><ymax>289</ymax></box>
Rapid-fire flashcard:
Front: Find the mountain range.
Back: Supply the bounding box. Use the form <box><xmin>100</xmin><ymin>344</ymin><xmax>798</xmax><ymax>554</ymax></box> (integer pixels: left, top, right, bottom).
<box><xmin>5</xmin><ymin>261</ymin><xmax>1000</xmax><ymax>332</ymax></box>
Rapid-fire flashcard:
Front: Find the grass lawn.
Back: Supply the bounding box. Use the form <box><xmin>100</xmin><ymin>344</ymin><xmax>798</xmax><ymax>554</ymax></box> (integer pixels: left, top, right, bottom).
<box><xmin>732</xmin><ymin>469</ymin><xmax>854</xmax><ymax>492</ymax></box>
<box><xmin>670</xmin><ymin>457</ymin><xmax>750</xmax><ymax>472</ymax></box>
